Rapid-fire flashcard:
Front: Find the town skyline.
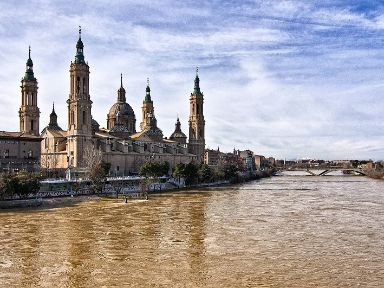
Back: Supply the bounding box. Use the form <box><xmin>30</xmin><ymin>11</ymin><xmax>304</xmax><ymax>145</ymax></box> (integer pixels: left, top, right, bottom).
<box><xmin>0</xmin><ymin>1</ymin><xmax>383</xmax><ymax>160</ymax></box>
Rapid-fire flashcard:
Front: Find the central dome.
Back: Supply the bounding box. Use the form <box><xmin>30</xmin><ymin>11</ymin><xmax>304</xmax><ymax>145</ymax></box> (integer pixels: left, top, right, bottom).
<box><xmin>108</xmin><ymin>102</ymin><xmax>134</xmax><ymax>117</ymax></box>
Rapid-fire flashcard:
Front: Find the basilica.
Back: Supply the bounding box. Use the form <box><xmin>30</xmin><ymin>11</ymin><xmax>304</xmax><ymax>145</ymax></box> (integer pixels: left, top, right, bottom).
<box><xmin>21</xmin><ymin>29</ymin><xmax>205</xmax><ymax>177</ymax></box>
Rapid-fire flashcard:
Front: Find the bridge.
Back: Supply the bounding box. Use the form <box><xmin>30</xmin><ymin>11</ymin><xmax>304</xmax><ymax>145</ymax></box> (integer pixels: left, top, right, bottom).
<box><xmin>281</xmin><ymin>168</ymin><xmax>366</xmax><ymax>176</ymax></box>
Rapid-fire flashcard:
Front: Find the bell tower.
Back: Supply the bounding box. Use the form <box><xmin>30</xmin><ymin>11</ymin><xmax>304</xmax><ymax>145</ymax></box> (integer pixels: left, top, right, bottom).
<box><xmin>140</xmin><ymin>78</ymin><xmax>154</xmax><ymax>131</ymax></box>
<box><xmin>188</xmin><ymin>68</ymin><xmax>205</xmax><ymax>162</ymax></box>
<box><xmin>19</xmin><ymin>46</ymin><xmax>40</xmax><ymax>136</ymax></box>
<box><xmin>66</xmin><ymin>27</ymin><xmax>93</xmax><ymax>167</ymax></box>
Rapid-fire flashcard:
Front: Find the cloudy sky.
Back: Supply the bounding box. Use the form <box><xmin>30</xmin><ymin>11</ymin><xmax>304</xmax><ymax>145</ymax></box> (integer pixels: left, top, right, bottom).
<box><xmin>0</xmin><ymin>0</ymin><xmax>384</xmax><ymax>160</ymax></box>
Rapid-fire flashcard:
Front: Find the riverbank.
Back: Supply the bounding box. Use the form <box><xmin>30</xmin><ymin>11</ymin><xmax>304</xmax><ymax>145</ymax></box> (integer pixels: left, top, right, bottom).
<box><xmin>364</xmin><ymin>168</ymin><xmax>384</xmax><ymax>180</ymax></box>
<box><xmin>0</xmin><ymin>170</ymin><xmax>274</xmax><ymax>209</ymax></box>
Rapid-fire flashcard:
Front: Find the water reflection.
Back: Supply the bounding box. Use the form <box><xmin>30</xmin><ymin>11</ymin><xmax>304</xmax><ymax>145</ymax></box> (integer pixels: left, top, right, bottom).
<box><xmin>1</xmin><ymin>176</ymin><xmax>384</xmax><ymax>287</ymax></box>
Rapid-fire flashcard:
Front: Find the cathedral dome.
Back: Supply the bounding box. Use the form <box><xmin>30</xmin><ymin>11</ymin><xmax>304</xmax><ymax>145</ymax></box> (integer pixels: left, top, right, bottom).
<box><xmin>108</xmin><ymin>102</ymin><xmax>135</xmax><ymax>118</ymax></box>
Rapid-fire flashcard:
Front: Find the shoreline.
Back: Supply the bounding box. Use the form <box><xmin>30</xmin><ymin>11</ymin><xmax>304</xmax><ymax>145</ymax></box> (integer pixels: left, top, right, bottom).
<box><xmin>0</xmin><ymin>171</ymin><xmax>274</xmax><ymax>210</ymax></box>
<box><xmin>0</xmin><ymin>180</ymin><xmax>246</xmax><ymax>210</ymax></box>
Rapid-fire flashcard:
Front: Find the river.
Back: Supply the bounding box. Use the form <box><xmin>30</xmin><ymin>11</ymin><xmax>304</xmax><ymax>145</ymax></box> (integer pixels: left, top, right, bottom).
<box><xmin>1</xmin><ymin>174</ymin><xmax>383</xmax><ymax>287</ymax></box>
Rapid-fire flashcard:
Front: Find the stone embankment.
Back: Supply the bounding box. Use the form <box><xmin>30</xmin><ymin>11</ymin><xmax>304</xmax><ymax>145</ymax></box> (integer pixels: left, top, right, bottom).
<box><xmin>0</xmin><ymin>170</ymin><xmax>274</xmax><ymax>208</ymax></box>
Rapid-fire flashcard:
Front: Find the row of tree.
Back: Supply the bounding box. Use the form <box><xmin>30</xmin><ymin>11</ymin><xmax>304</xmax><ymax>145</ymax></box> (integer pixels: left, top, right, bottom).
<box><xmin>0</xmin><ymin>172</ymin><xmax>41</xmax><ymax>200</ymax></box>
<box><xmin>139</xmin><ymin>160</ymin><xmax>242</xmax><ymax>186</ymax></box>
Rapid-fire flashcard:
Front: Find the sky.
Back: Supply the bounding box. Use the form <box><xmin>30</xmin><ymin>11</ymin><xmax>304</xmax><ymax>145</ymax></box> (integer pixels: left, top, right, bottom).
<box><xmin>0</xmin><ymin>0</ymin><xmax>384</xmax><ymax>160</ymax></box>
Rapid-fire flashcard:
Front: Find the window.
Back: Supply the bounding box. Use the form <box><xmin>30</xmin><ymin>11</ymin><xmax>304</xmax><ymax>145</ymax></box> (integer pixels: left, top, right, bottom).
<box><xmin>76</xmin><ymin>76</ymin><xmax>80</xmax><ymax>94</ymax></box>
<box><xmin>83</xmin><ymin>111</ymin><xmax>86</xmax><ymax>125</ymax></box>
<box><xmin>31</xmin><ymin>120</ymin><xmax>34</xmax><ymax>131</ymax></box>
<box><xmin>4</xmin><ymin>149</ymin><xmax>9</xmax><ymax>158</ymax></box>
<box><xmin>83</xmin><ymin>77</ymin><xmax>86</xmax><ymax>93</ymax></box>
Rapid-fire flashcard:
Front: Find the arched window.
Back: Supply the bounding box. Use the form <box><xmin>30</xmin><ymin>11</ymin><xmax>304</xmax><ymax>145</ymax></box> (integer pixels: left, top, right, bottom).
<box><xmin>83</xmin><ymin>77</ymin><xmax>86</xmax><ymax>94</ymax></box>
<box><xmin>83</xmin><ymin>111</ymin><xmax>86</xmax><ymax>125</ymax></box>
<box><xmin>31</xmin><ymin>120</ymin><xmax>34</xmax><ymax>131</ymax></box>
<box><xmin>76</xmin><ymin>76</ymin><xmax>80</xmax><ymax>94</ymax></box>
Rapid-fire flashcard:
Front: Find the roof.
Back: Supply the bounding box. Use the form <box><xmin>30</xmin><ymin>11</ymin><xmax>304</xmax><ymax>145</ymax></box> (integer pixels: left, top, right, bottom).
<box><xmin>108</xmin><ymin>102</ymin><xmax>135</xmax><ymax>117</ymax></box>
<box><xmin>0</xmin><ymin>131</ymin><xmax>42</xmax><ymax>141</ymax></box>
<box><xmin>41</xmin><ymin>128</ymin><xmax>67</xmax><ymax>138</ymax></box>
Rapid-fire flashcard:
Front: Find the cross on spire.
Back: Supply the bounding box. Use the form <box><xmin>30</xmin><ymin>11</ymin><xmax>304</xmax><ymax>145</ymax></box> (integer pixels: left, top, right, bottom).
<box><xmin>79</xmin><ymin>25</ymin><xmax>81</xmax><ymax>39</ymax></box>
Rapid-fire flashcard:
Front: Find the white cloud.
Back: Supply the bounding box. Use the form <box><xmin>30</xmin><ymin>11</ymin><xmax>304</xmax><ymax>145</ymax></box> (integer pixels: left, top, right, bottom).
<box><xmin>0</xmin><ymin>0</ymin><xmax>383</xmax><ymax>160</ymax></box>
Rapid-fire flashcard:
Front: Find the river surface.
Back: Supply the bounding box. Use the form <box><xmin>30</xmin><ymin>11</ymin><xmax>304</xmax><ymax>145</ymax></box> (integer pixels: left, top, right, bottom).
<box><xmin>1</xmin><ymin>175</ymin><xmax>384</xmax><ymax>287</ymax></box>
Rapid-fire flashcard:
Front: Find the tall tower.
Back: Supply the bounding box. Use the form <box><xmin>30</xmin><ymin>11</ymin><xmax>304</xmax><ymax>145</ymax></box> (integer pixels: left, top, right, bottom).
<box><xmin>188</xmin><ymin>68</ymin><xmax>205</xmax><ymax>162</ymax></box>
<box><xmin>140</xmin><ymin>78</ymin><xmax>154</xmax><ymax>131</ymax></box>
<box><xmin>19</xmin><ymin>46</ymin><xmax>40</xmax><ymax>136</ymax></box>
<box><xmin>66</xmin><ymin>27</ymin><xmax>93</xmax><ymax>167</ymax></box>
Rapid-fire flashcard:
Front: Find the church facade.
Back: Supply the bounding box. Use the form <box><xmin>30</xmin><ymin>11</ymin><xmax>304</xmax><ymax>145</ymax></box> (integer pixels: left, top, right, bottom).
<box><xmin>40</xmin><ymin>29</ymin><xmax>205</xmax><ymax>177</ymax></box>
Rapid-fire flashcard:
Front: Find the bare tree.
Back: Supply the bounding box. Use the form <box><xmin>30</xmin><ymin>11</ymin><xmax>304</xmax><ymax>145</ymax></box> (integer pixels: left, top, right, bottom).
<box><xmin>84</xmin><ymin>144</ymin><xmax>106</xmax><ymax>193</ymax></box>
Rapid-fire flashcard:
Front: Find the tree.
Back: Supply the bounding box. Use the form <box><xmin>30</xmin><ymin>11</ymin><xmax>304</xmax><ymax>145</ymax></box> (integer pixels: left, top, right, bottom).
<box><xmin>0</xmin><ymin>172</ymin><xmax>41</xmax><ymax>199</ymax></box>
<box><xmin>183</xmin><ymin>162</ymin><xmax>199</xmax><ymax>186</ymax></box>
<box><xmin>198</xmin><ymin>164</ymin><xmax>213</xmax><ymax>183</ymax></box>
<box><xmin>140</xmin><ymin>161</ymin><xmax>169</xmax><ymax>178</ymax></box>
<box><xmin>139</xmin><ymin>161</ymin><xmax>170</xmax><ymax>192</ymax></box>
<box><xmin>84</xmin><ymin>144</ymin><xmax>107</xmax><ymax>193</ymax></box>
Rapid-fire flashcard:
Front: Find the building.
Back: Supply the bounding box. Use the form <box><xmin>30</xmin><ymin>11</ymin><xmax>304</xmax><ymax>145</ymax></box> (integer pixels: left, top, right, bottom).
<box><xmin>0</xmin><ymin>47</ymin><xmax>42</xmax><ymax>172</ymax></box>
<box><xmin>40</xmin><ymin>29</ymin><xmax>205</xmax><ymax>177</ymax></box>
<box><xmin>253</xmin><ymin>155</ymin><xmax>266</xmax><ymax>170</ymax></box>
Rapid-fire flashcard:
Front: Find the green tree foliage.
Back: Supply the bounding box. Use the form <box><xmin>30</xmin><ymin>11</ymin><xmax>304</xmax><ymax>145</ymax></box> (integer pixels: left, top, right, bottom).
<box><xmin>183</xmin><ymin>162</ymin><xmax>199</xmax><ymax>185</ymax></box>
<box><xmin>198</xmin><ymin>164</ymin><xmax>213</xmax><ymax>183</ymax></box>
<box><xmin>172</xmin><ymin>163</ymin><xmax>186</xmax><ymax>179</ymax></box>
<box><xmin>171</xmin><ymin>162</ymin><xmax>199</xmax><ymax>186</ymax></box>
<box><xmin>0</xmin><ymin>172</ymin><xmax>41</xmax><ymax>199</ymax></box>
<box><xmin>140</xmin><ymin>161</ymin><xmax>170</xmax><ymax>178</ymax></box>
<box><xmin>217</xmin><ymin>159</ymin><xmax>240</xmax><ymax>182</ymax></box>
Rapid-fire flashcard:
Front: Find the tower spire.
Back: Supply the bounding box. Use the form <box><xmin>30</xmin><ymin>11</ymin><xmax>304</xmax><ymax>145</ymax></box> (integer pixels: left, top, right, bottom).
<box><xmin>117</xmin><ymin>73</ymin><xmax>126</xmax><ymax>102</ymax></box>
<box><xmin>194</xmin><ymin>66</ymin><xmax>200</xmax><ymax>94</ymax></box>
<box><xmin>24</xmin><ymin>46</ymin><xmax>35</xmax><ymax>81</ymax></box>
<box><xmin>145</xmin><ymin>77</ymin><xmax>151</xmax><ymax>102</ymax></box>
<box><xmin>75</xmin><ymin>26</ymin><xmax>85</xmax><ymax>64</ymax></box>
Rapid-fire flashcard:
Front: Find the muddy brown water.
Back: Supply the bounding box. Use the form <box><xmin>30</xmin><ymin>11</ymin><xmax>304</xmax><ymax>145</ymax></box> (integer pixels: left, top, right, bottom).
<box><xmin>1</xmin><ymin>175</ymin><xmax>383</xmax><ymax>287</ymax></box>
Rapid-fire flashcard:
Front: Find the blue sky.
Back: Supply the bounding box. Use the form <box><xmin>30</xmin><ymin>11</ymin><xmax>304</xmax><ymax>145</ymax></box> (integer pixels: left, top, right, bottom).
<box><xmin>0</xmin><ymin>0</ymin><xmax>384</xmax><ymax>160</ymax></box>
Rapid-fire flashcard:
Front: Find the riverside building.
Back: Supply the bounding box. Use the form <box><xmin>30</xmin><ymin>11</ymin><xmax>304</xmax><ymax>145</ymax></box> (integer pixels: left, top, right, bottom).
<box><xmin>40</xmin><ymin>28</ymin><xmax>205</xmax><ymax>178</ymax></box>
<box><xmin>0</xmin><ymin>47</ymin><xmax>41</xmax><ymax>172</ymax></box>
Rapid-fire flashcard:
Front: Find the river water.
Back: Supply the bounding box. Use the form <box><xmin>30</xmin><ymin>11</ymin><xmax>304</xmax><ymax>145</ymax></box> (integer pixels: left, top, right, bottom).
<box><xmin>1</xmin><ymin>175</ymin><xmax>384</xmax><ymax>287</ymax></box>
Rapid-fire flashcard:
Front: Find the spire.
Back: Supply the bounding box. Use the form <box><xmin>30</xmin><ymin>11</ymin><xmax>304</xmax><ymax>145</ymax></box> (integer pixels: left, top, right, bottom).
<box><xmin>75</xmin><ymin>26</ymin><xmax>85</xmax><ymax>64</ymax></box>
<box><xmin>49</xmin><ymin>102</ymin><xmax>59</xmax><ymax>128</ymax></box>
<box><xmin>175</xmin><ymin>116</ymin><xmax>181</xmax><ymax>132</ymax></box>
<box><xmin>24</xmin><ymin>46</ymin><xmax>35</xmax><ymax>81</ymax></box>
<box><xmin>144</xmin><ymin>77</ymin><xmax>152</xmax><ymax>102</ymax></box>
<box><xmin>117</xmin><ymin>73</ymin><xmax>126</xmax><ymax>102</ymax></box>
<box><xmin>194</xmin><ymin>66</ymin><xmax>200</xmax><ymax>94</ymax></box>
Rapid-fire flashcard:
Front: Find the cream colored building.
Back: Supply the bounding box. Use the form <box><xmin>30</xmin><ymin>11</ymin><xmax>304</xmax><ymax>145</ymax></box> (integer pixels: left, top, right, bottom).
<box><xmin>40</xmin><ymin>29</ymin><xmax>205</xmax><ymax>177</ymax></box>
<box><xmin>0</xmin><ymin>47</ymin><xmax>42</xmax><ymax>172</ymax></box>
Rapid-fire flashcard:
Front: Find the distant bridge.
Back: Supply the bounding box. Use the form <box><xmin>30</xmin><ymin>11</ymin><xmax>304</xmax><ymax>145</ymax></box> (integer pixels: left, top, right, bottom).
<box><xmin>282</xmin><ymin>168</ymin><xmax>366</xmax><ymax>176</ymax></box>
